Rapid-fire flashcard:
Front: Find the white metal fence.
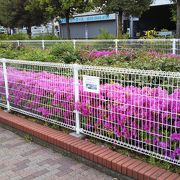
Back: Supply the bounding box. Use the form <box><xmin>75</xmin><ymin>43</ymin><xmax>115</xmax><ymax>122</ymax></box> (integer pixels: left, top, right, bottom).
<box><xmin>0</xmin><ymin>58</ymin><xmax>179</xmax><ymax>165</ymax></box>
<box><xmin>0</xmin><ymin>39</ymin><xmax>180</xmax><ymax>54</ymax></box>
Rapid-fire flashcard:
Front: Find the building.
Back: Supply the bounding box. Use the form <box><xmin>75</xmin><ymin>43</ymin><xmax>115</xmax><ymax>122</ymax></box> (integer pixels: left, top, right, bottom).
<box><xmin>59</xmin><ymin>0</ymin><xmax>176</xmax><ymax>39</ymax></box>
<box><xmin>59</xmin><ymin>12</ymin><xmax>117</xmax><ymax>39</ymax></box>
<box><xmin>18</xmin><ymin>24</ymin><xmax>53</xmax><ymax>36</ymax></box>
<box><xmin>139</xmin><ymin>0</ymin><xmax>175</xmax><ymax>34</ymax></box>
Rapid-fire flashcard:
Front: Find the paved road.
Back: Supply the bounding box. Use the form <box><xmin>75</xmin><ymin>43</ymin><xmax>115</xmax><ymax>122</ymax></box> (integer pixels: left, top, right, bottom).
<box><xmin>0</xmin><ymin>127</ymin><xmax>114</xmax><ymax>180</ymax></box>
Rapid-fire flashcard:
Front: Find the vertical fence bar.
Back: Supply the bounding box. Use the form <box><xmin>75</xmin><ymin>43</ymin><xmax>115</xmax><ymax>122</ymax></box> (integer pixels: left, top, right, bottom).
<box><xmin>42</xmin><ymin>40</ymin><xmax>45</xmax><ymax>50</ymax></box>
<box><xmin>115</xmin><ymin>39</ymin><xmax>118</xmax><ymax>54</ymax></box>
<box><xmin>73</xmin><ymin>40</ymin><xmax>76</xmax><ymax>50</ymax></box>
<box><xmin>172</xmin><ymin>39</ymin><xmax>176</xmax><ymax>54</ymax></box>
<box><xmin>2</xmin><ymin>59</ymin><xmax>10</xmax><ymax>111</ymax></box>
<box><xmin>73</xmin><ymin>64</ymin><xmax>80</xmax><ymax>134</ymax></box>
<box><xmin>17</xmin><ymin>40</ymin><xmax>20</xmax><ymax>47</ymax></box>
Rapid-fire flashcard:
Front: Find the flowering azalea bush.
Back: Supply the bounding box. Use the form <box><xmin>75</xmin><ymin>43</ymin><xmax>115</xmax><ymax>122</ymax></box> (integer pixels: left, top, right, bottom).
<box><xmin>0</xmin><ymin>67</ymin><xmax>75</xmax><ymax>126</ymax></box>
<box><xmin>148</xmin><ymin>51</ymin><xmax>180</xmax><ymax>59</ymax></box>
<box><xmin>76</xmin><ymin>84</ymin><xmax>180</xmax><ymax>160</ymax></box>
<box><xmin>0</xmin><ymin>67</ymin><xmax>179</xmax><ymax>161</ymax></box>
<box><xmin>87</xmin><ymin>49</ymin><xmax>180</xmax><ymax>61</ymax></box>
<box><xmin>89</xmin><ymin>50</ymin><xmax>116</xmax><ymax>59</ymax></box>
<box><xmin>85</xmin><ymin>49</ymin><xmax>180</xmax><ymax>72</ymax></box>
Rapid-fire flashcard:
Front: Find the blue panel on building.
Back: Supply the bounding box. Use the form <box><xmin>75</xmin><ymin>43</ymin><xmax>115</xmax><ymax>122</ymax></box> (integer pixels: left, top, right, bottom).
<box><xmin>60</xmin><ymin>14</ymin><xmax>116</xmax><ymax>24</ymax></box>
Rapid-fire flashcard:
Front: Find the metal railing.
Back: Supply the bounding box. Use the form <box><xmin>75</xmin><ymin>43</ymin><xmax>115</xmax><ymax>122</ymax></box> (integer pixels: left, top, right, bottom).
<box><xmin>0</xmin><ymin>39</ymin><xmax>180</xmax><ymax>54</ymax></box>
<box><xmin>0</xmin><ymin>58</ymin><xmax>179</xmax><ymax>165</ymax></box>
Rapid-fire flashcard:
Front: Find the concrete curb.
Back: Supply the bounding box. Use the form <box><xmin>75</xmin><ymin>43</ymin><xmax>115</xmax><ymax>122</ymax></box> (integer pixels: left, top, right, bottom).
<box><xmin>0</xmin><ymin>111</ymin><xmax>179</xmax><ymax>180</ymax></box>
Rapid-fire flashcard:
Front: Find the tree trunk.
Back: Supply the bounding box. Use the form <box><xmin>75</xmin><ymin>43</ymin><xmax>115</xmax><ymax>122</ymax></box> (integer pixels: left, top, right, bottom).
<box><xmin>117</xmin><ymin>11</ymin><xmax>123</xmax><ymax>38</ymax></box>
<box><xmin>51</xmin><ymin>19</ymin><xmax>55</xmax><ymax>36</ymax></box>
<box><xmin>65</xmin><ymin>12</ymin><xmax>71</xmax><ymax>39</ymax></box>
<box><xmin>27</xmin><ymin>26</ymin><xmax>32</xmax><ymax>39</ymax></box>
<box><xmin>176</xmin><ymin>0</ymin><xmax>180</xmax><ymax>38</ymax></box>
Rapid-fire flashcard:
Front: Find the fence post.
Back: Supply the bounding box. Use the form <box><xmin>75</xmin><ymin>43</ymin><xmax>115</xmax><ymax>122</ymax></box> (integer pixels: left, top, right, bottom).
<box><xmin>42</xmin><ymin>40</ymin><xmax>45</xmax><ymax>50</ymax></box>
<box><xmin>17</xmin><ymin>40</ymin><xmax>20</xmax><ymax>47</ymax></box>
<box><xmin>115</xmin><ymin>39</ymin><xmax>118</xmax><ymax>54</ymax></box>
<box><xmin>2</xmin><ymin>59</ymin><xmax>10</xmax><ymax>111</ymax></box>
<box><xmin>73</xmin><ymin>40</ymin><xmax>76</xmax><ymax>50</ymax></box>
<box><xmin>73</xmin><ymin>64</ymin><xmax>80</xmax><ymax>135</ymax></box>
<box><xmin>172</xmin><ymin>39</ymin><xmax>176</xmax><ymax>54</ymax></box>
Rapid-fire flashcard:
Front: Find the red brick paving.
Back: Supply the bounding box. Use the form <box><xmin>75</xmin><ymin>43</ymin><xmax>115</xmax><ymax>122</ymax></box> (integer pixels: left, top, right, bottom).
<box><xmin>0</xmin><ymin>110</ymin><xmax>179</xmax><ymax>180</ymax></box>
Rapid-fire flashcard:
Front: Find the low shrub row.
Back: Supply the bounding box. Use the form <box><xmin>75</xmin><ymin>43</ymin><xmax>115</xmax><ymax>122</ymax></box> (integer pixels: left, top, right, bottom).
<box><xmin>0</xmin><ymin>33</ymin><xmax>60</xmax><ymax>40</ymax></box>
<box><xmin>0</xmin><ymin>43</ymin><xmax>179</xmax><ymax>72</ymax></box>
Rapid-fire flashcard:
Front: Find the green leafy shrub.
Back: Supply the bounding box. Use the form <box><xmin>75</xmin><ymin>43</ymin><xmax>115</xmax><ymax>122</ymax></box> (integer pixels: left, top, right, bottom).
<box><xmin>96</xmin><ymin>29</ymin><xmax>116</xmax><ymax>39</ymax></box>
<box><xmin>0</xmin><ymin>33</ymin><xmax>60</xmax><ymax>40</ymax></box>
<box><xmin>0</xmin><ymin>33</ymin><xmax>28</xmax><ymax>40</ymax></box>
<box><xmin>96</xmin><ymin>28</ymin><xmax>129</xmax><ymax>39</ymax></box>
<box><xmin>0</xmin><ymin>34</ymin><xmax>9</xmax><ymax>40</ymax></box>
<box><xmin>49</xmin><ymin>42</ymin><xmax>83</xmax><ymax>64</ymax></box>
<box><xmin>17</xmin><ymin>48</ymin><xmax>56</xmax><ymax>62</ymax></box>
<box><xmin>32</xmin><ymin>34</ymin><xmax>60</xmax><ymax>40</ymax></box>
<box><xmin>141</xmin><ymin>29</ymin><xmax>158</xmax><ymax>39</ymax></box>
<box><xmin>0</xmin><ymin>42</ymin><xmax>12</xmax><ymax>49</ymax></box>
<box><xmin>85</xmin><ymin>49</ymin><xmax>180</xmax><ymax>72</ymax></box>
<box><xmin>0</xmin><ymin>45</ymin><xmax>24</xmax><ymax>59</ymax></box>
<box><xmin>50</xmin><ymin>43</ymin><xmax>73</xmax><ymax>57</ymax></box>
<box><xmin>117</xmin><ymin>33</ymin><xmax>129</xmax><ymax>39</ymax></box>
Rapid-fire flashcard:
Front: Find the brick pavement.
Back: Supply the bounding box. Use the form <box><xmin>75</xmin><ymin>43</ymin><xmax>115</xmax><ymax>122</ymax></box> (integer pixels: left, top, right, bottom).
<box><xmin>0</xmin><ymin>127</ymin><xmax>114</xmax><ymax>180</ymax></box>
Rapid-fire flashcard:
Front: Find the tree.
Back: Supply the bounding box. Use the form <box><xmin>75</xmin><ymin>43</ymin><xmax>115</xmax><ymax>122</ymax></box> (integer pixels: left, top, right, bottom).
<box><xmin>0</xmin><ymin>0</ymin><xmax>17</xmax><ymax>29</ymax></box>
<box><xmin>37</xmin><ymin>0</ymin><xmax>92</xmax><ymax>39</ymax></box>
<box><xmin>61</xmin><ymin>0</ymin><xmax>93</xmax><ymax>39</ymax></box>
<box><xmin>0</xmin><ymin>0</ymin><xmax>48</xmax><ymax>38</ymax></box>
<box><xmin>171</xmin><ymin>0</ymin><xmax>180</xmax><ymax>38</ymax></box>
<box><xmin>29</xmin><ymin>0</ymin><xmax>61</xmax><ymax>36</ymax></box>
<box><xmin>94</xmin><ymin>0</ymin><xmax>152</xmax><ymax>37</ymax></box>
<box><xmin>177</xmin><ymin>0</ymin><xmax>180</xmax><ymax>38</ymax></box>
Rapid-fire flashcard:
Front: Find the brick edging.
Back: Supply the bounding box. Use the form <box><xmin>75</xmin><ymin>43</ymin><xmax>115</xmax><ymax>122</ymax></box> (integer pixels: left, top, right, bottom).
<box><xmin>0</xmin><ymin>111</ymin><xmax>179</xmax><ymax>180</ymax></box>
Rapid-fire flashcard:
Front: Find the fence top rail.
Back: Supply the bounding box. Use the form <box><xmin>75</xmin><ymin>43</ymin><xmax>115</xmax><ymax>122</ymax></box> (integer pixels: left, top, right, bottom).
<box><xmin>81</xmin><ymin>64</ymin><xmax>180</xmax><ymax>78</ymax></box>
<box><xmin>0</xmin><ymin>40</ymin><xmax>19</xmax><ymax>43</ymax></box>
<box><xmin>0</xmin><ymin>58</ymin><xmax>180</xmax><ymax>78</ymax></box>
<box><xmin>0</xmin><ymin>58</ymin><xmax>73</xmax><ymax>69</ymax></box>
<box><xmin>0</xmin><ymin>39</ymin><xmax>180</xmax><ymax>43</ymax></box>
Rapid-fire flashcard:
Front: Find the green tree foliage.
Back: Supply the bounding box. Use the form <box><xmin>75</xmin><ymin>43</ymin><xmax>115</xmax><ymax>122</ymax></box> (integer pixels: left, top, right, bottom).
<box><xmin>177</xmin><ymin>0</ymin><xmax>180</xmax><ymax>38</ymax></box>
<box><xmin>37</xmin><ymin>0</ymin><xmax>93</xmax><ymax>39</ymax></box>
<box><xmin>171</xmin><ymin>5</ymin><xmax>176</xmax><ymax>22</ymax></box>
<box><xmin>0</xmin><ymin>0</ymin><xmax>17</xmax><ymax>28</ymax></box>
<box><xmin>94</xmin><ymin>0</ymin><xmax>153</xmax><ymax>37</ymax></box>
<box><xmin>171</xmin><ymin>0</ymin><xmax>180</xmax><ymax>38</ymax></box>
<box><xmin>0</xmin><ymin>0</ymin><xmax>48</xmax><ymax>38</ymax></box>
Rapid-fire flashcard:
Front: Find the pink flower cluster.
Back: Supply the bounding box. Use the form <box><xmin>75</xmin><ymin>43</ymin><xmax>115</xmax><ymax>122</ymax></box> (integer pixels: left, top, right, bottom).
<box><xmin>149</xmin><ymin>51</ymin><xmax>180</xmax><ymax>59</ymax></box>
<box><xmin>0</xmin><ymin>67</ymin><xmax>179</xmax><ymax>160</ymax></box>
<box><xmin>89</xmin><ymin>50</ymin><xmax>116</xmax><ymax>58</ymax></box>
<box><xmin>88</xmin><ymin>49</ymin><xmax>180</xmax><ymax>62</ymax></box>
<box><xmin>0</xmin><ymin>67</ymin><xmax>75</xmax><ymax>126</ymax></box>
<box><xmin>76</xmin><ymin>84</ymin><xmax>180</xmax><ymax>159</ymax></box>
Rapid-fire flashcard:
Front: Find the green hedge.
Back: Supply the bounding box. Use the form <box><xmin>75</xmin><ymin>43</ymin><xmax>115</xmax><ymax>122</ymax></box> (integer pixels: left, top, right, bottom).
<box><xmin>0</xmin><ymin>43</ymin><xmax>179</xmax><ymax>73</ymax></box>
<box><xmin>0</xmin><ymin>33</ymin><xmax>60</xmax><ymax>40</ymax></box>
